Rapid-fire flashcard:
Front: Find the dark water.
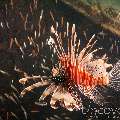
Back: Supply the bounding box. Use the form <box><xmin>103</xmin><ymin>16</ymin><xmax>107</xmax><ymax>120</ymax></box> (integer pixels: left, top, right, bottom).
<box><xmin>0</xmin><ymin>0</ymin><xmax>120</xmax><ymax>120</ymax></box>
<box><xmin>82</xmin><ymin>0</ymin><xmax>120</xmax><ymax>9</ymax></box>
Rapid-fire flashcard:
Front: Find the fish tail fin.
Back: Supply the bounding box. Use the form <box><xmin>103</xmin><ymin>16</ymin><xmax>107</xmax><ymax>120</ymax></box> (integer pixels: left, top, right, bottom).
<box><xmin>109</xmin><ymin>60</ymin><xmax>120</xmax><ymax>91</ymax></box>
<box><xmin>79</xmin><ymin>86</ymin><xmax>107</xmax><ymax>106</ymax></box>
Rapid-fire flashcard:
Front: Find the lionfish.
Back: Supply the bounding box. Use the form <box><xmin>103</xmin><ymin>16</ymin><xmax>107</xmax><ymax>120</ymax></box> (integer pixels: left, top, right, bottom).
<box><xmin>15</xmin><ymin>20</ymin><xmax>120</xmax><ymax>111</ymax></box>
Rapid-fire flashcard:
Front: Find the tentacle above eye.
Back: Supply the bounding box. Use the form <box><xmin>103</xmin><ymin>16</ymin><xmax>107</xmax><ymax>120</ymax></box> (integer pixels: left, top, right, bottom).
<box><xmin>19</xmin><ymin>75</ymin><xmax>47</xmax><ymax>84</ymax></box>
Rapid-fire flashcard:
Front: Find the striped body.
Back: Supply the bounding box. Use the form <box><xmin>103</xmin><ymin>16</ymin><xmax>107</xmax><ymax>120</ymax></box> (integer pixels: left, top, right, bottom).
<box><xmin>59</xmin><ymin>55</ymin><xmax>109</xmax><ymax>88</ymax></box>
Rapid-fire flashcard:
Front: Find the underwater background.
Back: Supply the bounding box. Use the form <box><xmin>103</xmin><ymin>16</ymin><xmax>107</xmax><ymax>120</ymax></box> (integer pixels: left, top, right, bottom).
<box><xmin>0</xmin><ymin>0</ymin><xmax>120</xmax><ymax>120</ymax></box>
